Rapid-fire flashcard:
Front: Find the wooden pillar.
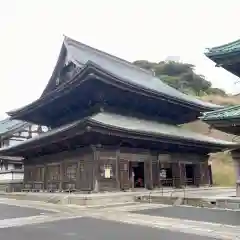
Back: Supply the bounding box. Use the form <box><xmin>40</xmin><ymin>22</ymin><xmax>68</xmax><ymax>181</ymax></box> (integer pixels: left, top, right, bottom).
<box><xmin>152</xmin><ymin>157</ymin><xmax>160</xmax><ymax>188</ymax></box>
<box><xmin>92</xmin><ymin>146</ymin><xmax>99</xmax><ymax>193</ymax></box>
<box><xmin>43</xmin><ymin>164</ymin><xmax>47</xmax><ymax>190</ymax></box>
<box><xmin>172</xmin><ymin>162</ymin><xmax>180</xmax><ymax>188</ymax></box>
<box><xmin>231</xmin><ymin>151</ymin><xmax>240</xmax><ymax>197</ymax></box>
<box><xmin>116</xmin><ymin>149</ymin><xmax>120</xmax><ymax>190</ymax></box>
<box><xmin>180</xmin><ymin>162</ymin><xmax>186</xmax><ymax>187</ymax></box>
<box><xmin>144</xmin><ymin>157</ymin><xmax>153</xmax><ymax>190</ymax></box>
<box><xmin>59</xmin><ymin>162</ymin><xmax>64</xmax><ymax>191</ymax></box>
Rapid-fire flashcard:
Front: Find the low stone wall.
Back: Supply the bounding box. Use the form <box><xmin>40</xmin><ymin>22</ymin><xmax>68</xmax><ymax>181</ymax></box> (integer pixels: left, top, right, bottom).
<box><xmin>135</xmin><ymin>195</ymin><xmax>215</xmax><ymax>208</ymax></box>
<box><xmin>216</xmin><ymin>197</ymin><xmax>240</xmax><ymax>209</ymax></box>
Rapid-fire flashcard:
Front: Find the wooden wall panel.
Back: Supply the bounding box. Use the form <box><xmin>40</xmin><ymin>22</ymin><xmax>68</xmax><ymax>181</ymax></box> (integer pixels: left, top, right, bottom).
<box><xmin>78</xmin><ymin>153</ymin><xmax>94</xmax><ymax>191</ymax></box>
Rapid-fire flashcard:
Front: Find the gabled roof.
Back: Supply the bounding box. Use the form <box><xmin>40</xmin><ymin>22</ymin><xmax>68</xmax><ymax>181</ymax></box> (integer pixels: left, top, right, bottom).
<box><xmin>205</xmin><ymin>39</ymin><xmax>240</xmax><ymax>58</ymax></box>
<box><xmin>201</xmin><ymin>105</ymin><xmax>240</xmax><ymax>121</ymax></box>
<box><xmin>61</xmin><ymin>37</ymin><xmax>221</xmax><ymax>110</ymax></box>
<box><xmin>0</xmin><ymin>112</ymin><xmax>237</xmax><ymax>156</ymax></box>
<box><xmin>10</xmin><ymin>36</ymin><xmax>221</xmax><ymax>120</ymax></box>
<box><xmin>0</xmin><ymin>118</ymin><xmax>30</xmax><ymax>139</ymax></box>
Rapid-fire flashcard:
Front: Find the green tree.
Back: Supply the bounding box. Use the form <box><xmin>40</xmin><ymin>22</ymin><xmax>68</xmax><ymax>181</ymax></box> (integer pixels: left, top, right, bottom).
<box><xmin>133</xmin><ymin>60</ymin><xmax>226</xmax><ymax>97</ymax></box>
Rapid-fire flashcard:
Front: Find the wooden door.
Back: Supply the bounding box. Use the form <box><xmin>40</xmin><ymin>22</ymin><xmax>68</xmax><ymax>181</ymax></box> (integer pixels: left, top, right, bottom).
<box><xmin>79</xmin><ymin>160</ymin><xmax>94</xmax><ymax>191</ymax></box>
<box><xmin>119</xmin><ymin>159</ymin><xmax>130</xmax><ymax>190</ymax></box>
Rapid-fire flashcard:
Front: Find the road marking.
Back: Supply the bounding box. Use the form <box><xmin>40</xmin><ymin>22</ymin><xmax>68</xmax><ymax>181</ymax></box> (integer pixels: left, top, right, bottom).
<box><xmin>0</xmin><ymin>214</ymin><xmax>82</xmax><ymax>229</ymax></box>
<box><xmin>1</xmin><ymin>197</ymin><xmax>240</xmax><ymax>239</ymax></box>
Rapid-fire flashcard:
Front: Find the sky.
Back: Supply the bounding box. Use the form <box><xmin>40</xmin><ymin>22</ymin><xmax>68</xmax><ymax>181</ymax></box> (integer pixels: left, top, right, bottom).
<box><xmin>0</xmin><ymin>0</ymin><xmax>240</xmax><ymax>118</ymax></box>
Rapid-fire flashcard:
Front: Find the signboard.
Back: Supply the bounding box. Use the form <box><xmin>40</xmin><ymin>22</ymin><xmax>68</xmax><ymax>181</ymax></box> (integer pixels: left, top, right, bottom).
<box><xmin>160</xmin><ymin>169</ymin><xmax>167</xmax><ymax>179</ymax></box>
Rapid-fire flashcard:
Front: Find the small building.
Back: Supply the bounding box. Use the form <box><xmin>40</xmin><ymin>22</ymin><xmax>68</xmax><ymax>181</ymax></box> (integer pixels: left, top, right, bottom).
<box><xmin>202</xmin><ymin>39</ymin><xmax>240</xmax><ymax>196</ymax></box>
<box><xmin>0</xmin><ymin>36</ymin><xmax>238</xmax><ymax>192</ymax></box>
<box><xmin>0</xmin><ymin>118</ymin><xmax>48</xmax><ymax>191</ymax></box>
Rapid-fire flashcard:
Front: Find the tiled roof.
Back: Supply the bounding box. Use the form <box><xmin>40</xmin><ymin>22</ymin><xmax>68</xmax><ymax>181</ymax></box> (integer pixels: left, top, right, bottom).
<box><xmin>0</xmin><ymin>112</ymin><xmax>237</xmax><ymax>155</ymax></box>
<box><xmin>0</xmin><ymin>118</ymin><xmax>30</xmax><ymax>138</ymax></box>
<box><xmin>10</xmin><ymin>36</ymin><xmax>221</xmax><ymax>119</ymax></box>
<box><xmin>63</xmin><ymin>37</ymin><xmax>221</xmax><ymax>110</ymax></box>
<box><xmin>201</xmin><ymin>105</ymin><xmax>240</xmax><ymax>121</ymax></box>
<box><xmin>206</xmin><ymin>39</ymin><xmax>240</xmax><ymax>57</ymax></box>
<box><xmin>90</xmin><ymin>112</ymin><xmax>236</xmax><ymax>146</ymax></box>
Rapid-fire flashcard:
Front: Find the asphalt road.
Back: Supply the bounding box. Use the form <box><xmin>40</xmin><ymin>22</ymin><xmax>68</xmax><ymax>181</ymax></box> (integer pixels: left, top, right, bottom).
<box><xmin>0</xmin><ymin>204</ymin><xmax>53</xmax><ymax>220</ymax></box>
<box><xmin>0</xmin><ymin>217</ymin><xmax>218</xmax><ymax>240</ymax></box>
<box><xmin>133</xmin><ymin>206</ymin><xmax>240</xmax><ymax>226</ymax></box>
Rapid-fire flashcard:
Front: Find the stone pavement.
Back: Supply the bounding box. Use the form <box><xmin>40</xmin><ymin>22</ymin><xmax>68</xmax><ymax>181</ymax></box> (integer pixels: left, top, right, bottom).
<box><xmin>0</xmin><ymin>197</ymin><xmax>240</xmax><ymax>239</ymax></box>
<box><xmin>0</xmin><ymin>187</ymin><xmax>236</xmax><ymax>207</ymax></box>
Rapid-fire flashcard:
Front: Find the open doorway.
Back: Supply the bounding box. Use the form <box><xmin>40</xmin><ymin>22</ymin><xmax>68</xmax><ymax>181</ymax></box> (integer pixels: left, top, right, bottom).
<box><xmin>130</xmin><ymin>162</ymin><xmax>145</xmax><ymax>188</ymax></box>
<box><xmin>185</xmin><ymin>164</ymin><xmax>195</xmax><ymax>185</ymax></box>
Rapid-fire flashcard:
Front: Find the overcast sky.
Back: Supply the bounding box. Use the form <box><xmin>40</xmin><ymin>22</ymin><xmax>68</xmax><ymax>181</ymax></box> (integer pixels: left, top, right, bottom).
<box><xmin>0</xmin><ymin>0</ymin><xmax>240</xmax><ymax>118</ymax></box>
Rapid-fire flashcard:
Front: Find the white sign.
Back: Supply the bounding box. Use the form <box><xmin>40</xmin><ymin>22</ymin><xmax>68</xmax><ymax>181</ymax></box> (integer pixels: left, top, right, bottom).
<box><xmin>160</xmin><ymin>169</ymin><xmax>167</xmax><ymax>179</ymax></box>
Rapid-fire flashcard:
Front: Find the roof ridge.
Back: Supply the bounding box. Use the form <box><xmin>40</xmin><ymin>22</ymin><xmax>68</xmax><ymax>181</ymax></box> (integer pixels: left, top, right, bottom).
<box><xmin>64</xmin><ymin>36</ymin><xmax>154</xmax><ymax>77</ymax></box>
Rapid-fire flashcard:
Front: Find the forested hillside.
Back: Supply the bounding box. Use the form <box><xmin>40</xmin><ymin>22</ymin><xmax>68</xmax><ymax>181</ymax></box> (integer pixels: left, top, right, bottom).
<box><xmin>133</xmin><ymin>60</ymin><xmax>227</xmax><ymax>97</ymax></box>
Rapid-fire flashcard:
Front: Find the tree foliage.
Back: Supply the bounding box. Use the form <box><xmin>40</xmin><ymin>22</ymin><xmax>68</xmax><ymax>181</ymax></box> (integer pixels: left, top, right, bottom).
<box><xmin>133</xmin><ymin>60</ymin><xmax>226</xmax><ymax>97</ymax></box>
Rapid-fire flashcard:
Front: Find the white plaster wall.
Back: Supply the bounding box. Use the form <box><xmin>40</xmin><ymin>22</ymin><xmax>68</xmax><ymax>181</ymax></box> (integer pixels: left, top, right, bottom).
<box><xmin>0</xmin><ymin>164</ymin><xmax>14</xmax><ymax>172</ymax></box>
<box><xmin>0</xmin><ymin>172</ymin><xmax>24</xmax><ymax>181</ymax></box>
<box><xmin>0</xmin><ymin>164</ymin><xmax>23</xmax><ymax>172</ymax></box>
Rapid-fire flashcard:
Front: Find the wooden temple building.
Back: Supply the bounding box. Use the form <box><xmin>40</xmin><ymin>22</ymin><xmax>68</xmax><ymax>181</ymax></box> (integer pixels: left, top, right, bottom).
<box><xmin>0</xmin><ymin>36</ymin><xmax>238</xmax><ymax>192</ymax></box>
<box><xmin>0</xmin><ymin>118</ymin><xmax>48</xmax><ymax>191</ymax></box>
<box><xmin>202</xmin><ymin>39</ymin><xmax>240</xmax><ymax>196</ymax></box>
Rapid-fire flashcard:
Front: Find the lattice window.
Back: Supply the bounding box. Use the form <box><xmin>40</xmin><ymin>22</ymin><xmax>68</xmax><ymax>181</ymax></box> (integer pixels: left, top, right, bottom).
<box><xmin>100</xmin><ymin>164</ymin><xmax>113</xmax><ymax>179</ymax></box>
<box><xmin>47</xmin><ymin>165</ymin><xmax>60</xmax><ymax>181</ymax></box>
<box><xmin>25</xmin><ymin>167</ymin><xmax>34</xmax><ymax>181</ymax></box>
<box><xmin>66</xmin><ymin>164</ymin><xmax>77</xmax><ymax>180</ymax></box>
<box><xmin>35</xmin><ymin>167</ymin><xmax>44</xmax><ymax>182</ymax></box>
<box><xmin>79</xmin><ymin>162</ymin><xmax>84</xmax><ymax>172</ymax></box>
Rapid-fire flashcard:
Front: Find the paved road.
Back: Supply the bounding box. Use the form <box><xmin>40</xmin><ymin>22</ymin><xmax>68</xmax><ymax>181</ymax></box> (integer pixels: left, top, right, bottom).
<box><xmin>0</xmin><ymin>198</ymin><xmax>240</xmax><ymax>239</ymax></box>
<box><xmin>133</xmin><ymin>206</ymin><xmax>240</xmax><ymax>226</ymax></box>
<box><xmin>0</xmin><ymin>217</ymin><xmax>218</xmax><ymax>240</ymax></box>
<box><xmin>0</xmin><ymin>203</ymin><xmax>53</xmax><ymax>220</ymax></box>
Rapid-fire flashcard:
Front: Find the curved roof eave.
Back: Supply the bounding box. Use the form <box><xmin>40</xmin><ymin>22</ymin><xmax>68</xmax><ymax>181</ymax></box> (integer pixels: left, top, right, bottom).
<box><xmin>7</xmin><ymin>36</ymin><xmax>223</xmax><ymax>118</ymax></box>
<box><xmin>7</xmin><ymin>64</ymin><xmax>222</xmax><ymax>120</ymax></box>
<box><xmin>0</xmin><ymin>112</ymin><xmax>237</xmax><ymax>156</ymax></box>
<box><xmin>64</xmin><ymin>36</ymin><xmax>221</xmax><ymax>111</ymax></box>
